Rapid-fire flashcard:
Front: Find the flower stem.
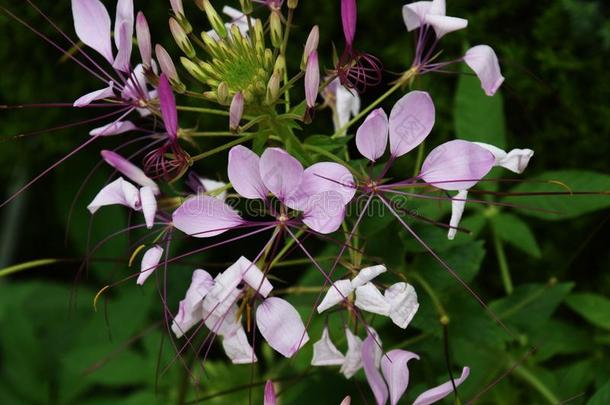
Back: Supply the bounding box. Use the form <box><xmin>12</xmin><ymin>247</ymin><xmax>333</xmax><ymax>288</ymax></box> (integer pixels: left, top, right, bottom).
<box><xmin>0</xmin><ymin>258</ymin><xmax>58</xmax><ymax>277</ymax></box>
<box><xmin>493</xmin><ymin>227</ymin><xmax>513</xmax><ymax>295</ymax></box>
<box><xmin>413</xmin><ymin>141</ymin><xmax>425</xmax><ymax>177</ymax></box>
<box><xmin>411</xmin><ymin>272</ymin><xmax>448</xmax><ymax>320</ymax></box>
<box><xmin>512</xmin><ymin>365</ymin><xmax>560</xmax><ymax>404</ymax></box>
<box><xmin>190</xmin><ymin>133</ymin><xmax>257</xmax><ymax>162</ymax></box>
<box><xmin>176</xmin><ymin>106</ymin><xmax>229</xmax><ymax>116</ymax></box>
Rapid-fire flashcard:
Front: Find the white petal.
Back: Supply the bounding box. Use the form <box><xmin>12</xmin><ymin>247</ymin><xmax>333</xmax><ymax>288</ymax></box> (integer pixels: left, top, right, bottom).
<box><xmin>136</xmin><ymin>245</ymin><xmax>163</xmax><ymax>286</ymax></box>
<box><xmin>335</xmin><ymin>83</ymin><xmax>360</xmax><ymax>131</ymax></box>
<box><xmin>171</xmin><ymin>269</ymin><xmax>215</xmax><ymax>338</ymax></box>
<box><xmin>385</xmin><ymin>282</ymin><xmax>419</xmax><ymax>329</ymax></box>
<box><xmin>316</xmin><ymin>279</ymin><xmax>354</xmax><ymax>313</ymax></box>
<box><xmin>448</xmin><ymin>189</ymin><xmax>468</xmax><ymax>240</ymax></box>
<box><xmin>351</xmin><ymin>265</ymin><xmax>387</xmax><ymax>288</ymax></box>
<box><xmin>425</xmin><ymin>14</ymin><xmax>467</xmax><ymax>39</ymax></box>
<box><xmin>74</xmin><ymin>83</ymin><xmax>114</xmax><ymax>107</ymax></box>
<box><xmin>199</xmin><ymin>178</ymin><xmax>228</xmax><ymax>200</ymax></box>
<box><xmin>222</xmin><ymin>327</ymin><xmax>257</xmax><ymax>364</ymax></box>
<box><xmin>340</xmin><ymin>328</ymin><xmax>363</xmax><ymax>378</ymax></box>
<box><xmin>311</xmin><ymin>327</ymin><xmax>345</xmax><ymax>366</ymax></box>
<box><xmin>474</xmin><ymin>142</ymin><xmax>534</xmax><ymax>174</ymax></box>
<box><xmin>234</xmin><ymin>256</ymin><xmax>274</xmax><ymax>298</ymax></box>
<box><xmin>354</xmin><ymin>283</ymin><xmax>391</xmax><ymax>316</ymax></box>
<box><xmin>139</xmin><ymin>186</ymin><xmax>157</xmax><ymax>229</ymax></box>
<box><xmin>202</xmin><ymin>288</ymin><xmax>243</xmax><ymax>337</ymax></box>
<box><xmin>87</xmin><ymin>177</ymin><xmax>139</xmax><ymax>213</ymax></box>
<box><xmin>402</xmin><ymin>1</ymin><xmax>433</xmax><ymax>31</ymax></box>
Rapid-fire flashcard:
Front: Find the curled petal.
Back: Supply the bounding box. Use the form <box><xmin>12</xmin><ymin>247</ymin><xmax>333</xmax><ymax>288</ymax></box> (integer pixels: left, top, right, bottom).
<box><xmin>87</xmin><ymin>177</ymin><xmax>139</xmax><ymax>213</ymax></box>
<box><xmin>402</xmin><ymin>1</ymin><xmax>433</xmax><ymax>32</ymax></box>
<box><xmin>420</xmin><ymin>140</ymin><xmax>495</xmax><ymax>190</ymax></box>
<box><xmin>302</xmin><ymin>190</ymin><xmax>346</xmax><ymax>234</ymax></box>
<box><xmin>385</xmin><ymin>282</ymin><xmax>419</xmax><ymax>329</ymax></box>
<box><xmin>74</xmin><ymin>83</ymin><xmax>114</xmax><ymax>107</ymax></box>
<box><xmin>259</xmin><ymin>148</ymin><xmax>303</xmax><ymax>201</ymax></box>
<box><xmin>172</xmin><ymin>195</ymin><xmax>244</xmax><ymax>238</ymax></box>
<box><xmin>311</xmin><ymin>326</ymin><xmax>345</xmax><ymax>366</ymax></box>
<box><xmin>234</xmin><ymin>256</ymin><xmax>273</xmax><ymax>298</ymax></box>
<box><xmin>100</xmin><ymin>150</ymin><xmax>159</xmax><ymax>193</ymax></box>
<box><xmin>202</xmin><ymin>289</ymin><xmax>243</xmax><ymax>337</ymax></box>
<box><xmin>228</xmin><ymin>145</ymin><xmax>269</xmax><ymax>199</ymax></box>
<box><xmin>362</xmin><ymin>331</ymin><xmax>388</xmax><ymax>405</ymax></box>
<box><xmin>351</xmin><ymin>264</ymin><xmax>387</xmax><ymax>288</ymax></box>
<box><xmin>464</xmin><ymin>45</ymin><xmax>505</xmax><ymax>96</ymax></box>
<box><xmin>264</xmin><ymin>380</ymin><xmax>277</xmax><ymax>405</ymax></box>
<box><xmin>381</xmin><ymin>349</ymin><xmax>420</xmax><ymax>405</ymax></box>
<box><xmin>448</xmin><ymin>189</ymin><xmax>468</xmax><ymax>240</ymax></box>
<box><xmin>305</xmin><ymin>51</ymin><xmax>320</xmax><ymax>108</ymax></box>
<box><xmin>341</xmin><ymin>328</ymin><xmax>363</xmax><ymax>378</ymax></box>
<box><xmin>425</xmin><ymin>14</ymin><xmax>468</xmax><ymax>39</ymax></box>
<box><xmin>136</xmin><ymin>12</ymin><xmax>152</xmax><ymax>66</ymax></box>
<box><xmin>412</xmin><ymin>367</ymin><xmax>470</xmax><ymax>405</ymax></box>
<box><xmin>112</xmin><ymin>19</ymin><xmax>133</xmax><ymax>72</ymax></box>
<box><xmin>158</xmin><ymin>74</ymin><xmax>178</xmax><ymax>139</ymax></box>
<box><xmin>356</xmin><ymin>108</ymin><xmax>389</xmax><ymax>161</ymax></box>
<box><xmin>90</xmin><ymin>120</ymin><xmax>137</xmax><ymax>137</ymax></box>
<box><xmin>171</xmin><ymin>269</ymin><xmax>214</xmax><ymax>337</ymax></box>
<box><xmin>71</xmin><ymin>0</ymin><xmax>113</xmax><ymax>63</ymax></box>
<box><xmin>222</xmin><ymin>327</ymin><xmax>257</xmax><ymax>364</ymax></box>
<box><xmin>341</xmin><ymin>0</ymin><xmax>357</xmax><ymax>45</ymax></box>
<box><xmin>256</xmin><ymin>297</ymin><xmax>309</xmax><ymax>358</ymax></box>
<box><xmin>389</xmin><ymin>91</ymin><xmax>435</xmax><ymax>157</ymax></box>
<box><xmin>137</xmin><ymin>245</ymin><xmax>163</xmax><ymax>285</ymax></box>
<box><xmin>474</xmin><ymin>142</ymin><xmax>534</xmax><ymax>174</ymax></box>
<box><xmin>317</xmin><ymin>279</ymin><xmax>354</xmax><ymax>313</ymax></box>
<box><xmin>139</xmin><ymin>186</ymin><xmax>157</xmax><ymax>229</ymax></box>
<box><xmin>355</xmin><ymin>283</ymin><xmax>391</xmax><ymax>316</ymax></box>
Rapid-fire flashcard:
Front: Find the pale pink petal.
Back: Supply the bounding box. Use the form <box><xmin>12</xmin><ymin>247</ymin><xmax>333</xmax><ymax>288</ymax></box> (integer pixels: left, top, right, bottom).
<box><xmin>234</xmin><ymin>256</ymin><xmax>274</xmax><ymax>298</ymax></box>
<box><xmin>100</xmin><ymin>150</ymin><xmax>159</xmax><ymax>193</ymax></box>
<box><xmin>170</xmin><ymin>0</ymin><xmax>184</xmax><ymax>16</ymax></box>
<box><xmin>425</xmin><ymin>15</ymin><xmax>468</xmax><ymax>39</ymax></box>
<box><xmin>259</xmin><ymin>148</ymin><xmax>303</xmax><ymax>201</ymax></box>
<box><xmin>351</xmin><ymin>265</ymin><xmax>387</xmax><ymax>288</ymax></box>
<box><xmin>286</xmin><ymin>162</ymin><xmax>356</xmax><ymax>210</ymax></box>
<box><xmin>413</xmin><ymin>367</ymin><xmax>470</xmax><ymax>405</ymax></box>
<box><xmin>222</xmin><ymin>327</ymin><xmax>257</xmax><ymax>364</ymax></box>
<box><xmin>158</xmin><ymin>74</ymin><xmax>178</xmax><ymax>139</ymax></box>
<box><xmin>172</xmin><ymin>195</ymin><xmax>244</xmax><ymax>238</ymax></box>
<box><xmin>464</xmin><ymin>45</ymin><xmax>505</xmax><ymax>96</ymax></box>
<box><xmin>474</xmin><ymin>142</ymin><xmax>534</xmax><ymax>174</ymax></box>
<box><xmin>136</xmin><ymin>245</ymin><xmax>163</xmax><ymax>285</ymax></box>
<box><xmin>312</xmin><ymin>326</ymin><xmax>345</xmax><ymax>366</ymax></box>
<box><xmin>402</xmin><ymin>1</ymin><xmax>432</xmax><ymax>31</ymax></box>
<box><xmin>362</xmin><ymin>331</ymin><xmax>388</xmax><ymax>405</ymax></box>
<box><xmin>121</xmin><ymin>64</ymin><xmax>148</xmax><ymax>101</ymax></box>
<box><xmin>171</xmin><ymin>269</ymin><xmax>214</xmax><ymax>337</ymax></box>
<box><xmin>155</xmin><ymin>44</ymin><xmax>179</xmax><ymax>83</ymax></box>
<box><xmin>429</xmin><ymin>0</ymin><xmax>446</xmax><ymax>15</ymax></box>
<box><xmin>112</xmin><ymin>19</ymin><xmax>133</xmax><ymax>72</ymax></box>
<box><xmin>256</xmin><ymin>297</ymin><xmax>309</xmax><ymax>358</ymax></box>
<box><xmin>340</xmin><ymin>328</ymin><xmax>363</xmax><ymax>378</ymax></box>
<box><xmin>139</xmin><ymin>186</ymin><xmax>157</xmax><ymax>229</ymax></box>
<box><xmin>303</xmin><ymin>26</ymin><xmax>319</xmax><ymax>64</ymax></box>
<box><xmin>302</xmin><ymin>190</ymin><xmax>346</xmax><ymax>234</ymax></box>
<box><xmin>210</xmin><ymin>260</ymin><xmax>245</xmax><ymax>301</ymax></box>
<box><xmin>420</xmin><ymin>140</ymin><xmax>495</xmax><ymax>190</ymax></box>
<box><xmin>90</xmin><ymin>120</ymin><xmax>137</xmax><ymax>137</ymax></box>
<box><xmin>448</xmin><ymin>189</ymin><xmax>468</xmax><ymax>240</ymax></box>
<box><xmin>340</xmin><ymin>396</ymin><xmax>352</xmax><ymax>405</ymax></box>
<box><xmin>384</xmin><ymin>282</ymin><xmax>419</xmax><ymax>329</ymax></box>
<box><xmin>264</xmin><ymin>380</ymin><xmax>277</xmax><ymax>405</ymax></box>
<box><xmin>74</xmin><ymin>83</ymin><xmax>114</xmax><ymax>107</ymax></box>
<box><xmin>228</xmin><ymin>145</ymin><xmax>269</xmax><ymax>199</ymax></box>
<box><xmin>380</xmin><ymin>349</ymin><xmax>420</xmax><ymax>405</ymax></box>
<box><xmin>355</xmin><ymin>283</ymin><xmax>391</xmax><ymax>316</ymax></box>
<box><xmin>202</xmin><ymin>288</ymin><xmax>242</xmax><ymax>337</ymax></box>
<box><xmin>356</xmin><ymin>108</ymin><xmax>389</xmax><ymax>162</ymax></box>
<box><xmin>136</xmin><ymin>12</ymin><xmax>152</xmax><ymax>67</ymax></box>
<box><xmin>316</xmin><ymin>279</ymin><xmax>354</xmax><ymax>313</ymax></box>
<box><xmin>71</xmin><ymin>0</ymin><xmax>113</xmax><ymax>63</ymax></box>
<box><xmin>229</xmin><ymin>92</ymin><xmax>244</xmax><ymax>130</ymax></box>
<box><xmin>389</xmin><ymin>91</ymin><xmax>435</xmax><ymax>157</ymax></box>
<box><xmin>87</xmin><ymin>177</ymin><xmax>139</xmax><ymax>213</ymax></box>
<box><xmin>305</xmin><ymin>51</ymin><xmax>320</xmax><ymax>108</ymax></box>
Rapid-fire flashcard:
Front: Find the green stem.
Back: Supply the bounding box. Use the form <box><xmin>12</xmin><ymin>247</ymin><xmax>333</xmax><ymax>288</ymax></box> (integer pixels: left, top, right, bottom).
<box><xmin>411</xmin><ymin>272</ymin><xmax>448</xmax><ymax>320</ymax></box>
<box><xmin>413</xmin><ymin>141</ymin><xmax>425</xmax><ymax>177</ymax></box>
<box><xmin>188</xmin><ymin>131</ymin><xmax>243</xmax><ymax>137</ymax></box>
<box><xmin>512</xmin><ymin>366</ymin><xmax>560</xmax><ymax>404</ymax></box>
<box><xmin>190</xmin><ymin>133</ymin><xmax>257</xmax><ymax>162</ymax></box>
<box><xmin>493</xmin><ymin>227</ymin><xmax>513</xmax><ymax>295</ymax></box>
<box><xmin>176</xmin><ymin>106</ymin><xmax>229</xmax><ymax>116</ymax></box>
<box><xmin>268</xmin><ymin>229</ymin><xmax>305</xmax><ymax>269</ymax></box>
<box><xmin>0</xmin><ymin>258</ymin><xmax>59</xmax><ymax>277</ymax></box>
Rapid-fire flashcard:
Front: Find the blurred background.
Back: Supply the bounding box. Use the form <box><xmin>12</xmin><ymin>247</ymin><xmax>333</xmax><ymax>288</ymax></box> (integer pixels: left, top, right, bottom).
<box><xmin>0</xmin><ymin>0</ymin><xmax>609</xmax><ymax>404</ymax></box>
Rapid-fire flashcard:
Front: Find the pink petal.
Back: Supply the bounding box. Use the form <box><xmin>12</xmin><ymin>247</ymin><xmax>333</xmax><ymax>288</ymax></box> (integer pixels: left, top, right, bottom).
<box><xmin>171</xmin><ymin>269</ymin><xmax>214</xmax><ymax>337</ymax></box>
<box><xmin>362</xmin><ymin>331</ymin><xmax>388</xmax><ymax>405</ymax></box>
<box><xmin>158</xmin><ymin>74</ymin><xmax>178</xmax><ymax>139</ymax></box>
<box><xmin>136</xmin><ymin>12</ymin><xmax>152</xmax><ymax>67</ymax></box>
<box><xmin>305</xmin><ymin>51</ymin><xmax>320</xmax><ymax>108</ymax></box>
<box><xmin>402</xmin><ymin>1</ymin><xmax>432</xmax><ymax>32</ymax></box>
<box><xmin>121</xmin><ymin>64</ymin><xmax>148</xmax><ymax>101</ymax></box>
<box><xmin>303</xmin><ymin>26</ymin><xmax>319</xmax><ymax>64</ymax></box>
<box><xmin>87</xmin><ymin>177</ymin><xmax>139</xmax><ymax>213</ymax></box>
<box><xmin>286</xmin><ymin>162</ymin><xmax>356</xmax><ymax>210</ymax></box>
<box><xmin>316</xmin><ymin>279</ymin><xmax>354</xmax><ymax>313</ymax></box>
<box><xmin>90</xmin><ymin>120</ymin><xmax>137</xmax><ymax>136</ymax></box>
<box><xmin>155</xmin><ymin>44</ymin><xmax>179</xmax><ymax>82</ymax></box>
<box><xmin>474</xmin><ymin>142</ymin><xmax>534</xmax><ymax>174</ymax></box>
<box><xmin>136</xmin><ymin>245</ymin><xmax>163</xmax><ymax>285</ymax></box>
<box><xmin>356</xmin><ymin>108</ymin><xmax>389</xmax><ymax>162</ymax></box>
<box><xmin>139</xmin><ymin>186</ymin><xmax>157</xmax><ymax>229</ymax></box>
<box><xmin>228</xmin><ymin>145</ymin><xmax>269</xmax><ymax>199</ymax></box>
<box><xmin>340</xmin><ymin>397</ymin><xmax>352</xmax><ymax>405</ymax></box>
<box><xmin>429</xmin><ymin>0</ymin><xmax>446</xmax><ymax>15</ymax></box>
<box><xmin>448</xmin><ymin>189</ymin><xmax>468</xmax><ymax>240</ymax></box>
<box><xmin>112</xmin><ymin>19</ymin><xmax>133</xmax><ymax>72</ymax></box>
<box><xmin>340</xmin><ymin>328</ymin><xmax>363</xmax><ymax>378</ymax></box>
<box><xmin>100</xmin><ymin>150</ymin><xmax>159</xmax><ymax>193</ymax></box>
<box><xmin>71</xmin><ymin>0</ymin><xmax>113</xmax><ymax>63</ymax></box>
<box><xmin>222</xmin><ymin>327</ymin><xmax>257</xmax><ymax>364</ymax></box>
<box><xmin>201</xmin><ymin>288</ymin><xmax>243</xmax><ymax>336</ymax></box>
<box><xmin>259</xmin><ymin>148</ymin><xmax>304</xmax><ymax>201</ymax></box>
<box><xmin>384</xmin><ymin>282</ymin><xmax>419</xmax><ymax>329</ymax></box>
<box><xmin>256</xmin><ymin>297</ymin><xmax>309</xmax><ymax>358</ymax></box>
<box><xmin>354</xmin><ymin>283</ymin><xmax>391</xmax><ymax>316</ymax></box>
<box><xmin>380</xmin><ymin>349</ymin><xmax>420</xmax><ymax>405</ymax></box>
<box><xmin>73</xmin><ymin>83</ymin><xmax>114</xmax><ymax>107</ymax></box>
<box><xmin>389</xmin><ymin>91</ymin><xmax>435</xmax><ymax>157</ymax></box>
<box><xmin>464</xmin><ymin>45</ymin><xmax>505</xmax><ymax>96</ymax></box>
<box><xmin>351</xmin><ymin>265</ymin><xmax>387</xmax><ymax>288</ymax></box>
<box><xmin>419</xmin><ymin>140</ymin><xmax>495</xmax><ymax>190</ymax></box>
<box><xmin>341</xmin><ymin>0</ymin><xmax>357</xmax><ymax>45</ymax></box>
<box><xmin>264</xmin><ymin>380</ymin><xmax>277</xmax><ymax>405</ymax></box>
<box><xmin>234</xmin><ymin>256</ymin><xmax>274</xmax><ymax>298</ymax></box>
<box><xmin>311</xmin><ymin>326</ymin><xmax>345</xmax><ymax>366</ymax></box>
<box><xmin>302</xmin><ymin>190</ymin><xmax>346</xmax><ymax>234</ymax></box>
<box><xmin>412</xmin><ymin>367</ymin><xmax>470</xmax><ymax>405</ymax></box>
<box><xmin>229</xmin><ymin>92</ymin><xmax>244</xmax><ymax>131</ymax></box>
<box><xmin>425</xmin><ymin>14</ymin><xmax>468</xmax><ymax>39</ymax></box>
<box><xmin>172</xmin><ymin>195</ymin><xmax>244</xmax><ymax>238</ymax></box>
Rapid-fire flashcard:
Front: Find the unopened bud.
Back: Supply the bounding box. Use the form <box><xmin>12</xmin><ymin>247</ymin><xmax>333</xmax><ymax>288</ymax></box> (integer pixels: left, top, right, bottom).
<box><xmin>229</xmin><ymin>92</ymin><xmax>244</xmax><ymax>131</ymax></box>
<box><xmin>270</xmin><ymin>11</ymin><xmax>283</xmax><ymax>48</ymax></box>
<box><xmin>181</xmin><ymin>57</ymin><xmax>207</xmax><ymax>83</ymax></box>
<box><xmin>301</xmin><ymin>25</ymin><xmax>319</xmax><ymax>70</ymax></box>
<box><xmin>136</xmin><ymin>12</ymin><xmax>152</xmax><ymax>68</ymax></box>
<box><xmin>170</xmin><ymin>0</ymin><xmax>184</xmax><ymax>16</ymax></box>
<box><xmin>240</xmin><ymin>0</ymin><xmax>253</xmax><ymax>14</ymax></box>
<box><xmin>155</xmin><ymin>44</ymin><xmax>184</xmax><ymax>91</ymax></box>
<box><xmin>305</xmin><ymin>51</ymin><xmax>319</xmax><ymax>109</ymax></box>
<box><xmin>273</xmin><ymin>55</ymin><xmax>286</xmax><ymax>76</ymax></box>
<box><xmin>198</xmin><ymin>0</ymin><xmax>227</xmax><ymax>39</ymax></box>
<box><xmin>253</xmin><ymin>19</ymin><xmax>265</xmax><ymax>51</ymax></box>
<box><xmin>266</xmin><ymin>73</ymin><xmax>281</xmax><ymax>104</ymax></box>
<box><xmin>170</xmin><ymin>18</ymin><xmax>195</xmax><ymax>58</ymax></box>
<box><xmin>288</xmin><ymin>0</ymin><xmax>298</xmax><ymax>9</ymax></box>
<box><xmin>217</xmin><ymin>82</ymin><xmax>229</xmax><ymax>104</ymax></box>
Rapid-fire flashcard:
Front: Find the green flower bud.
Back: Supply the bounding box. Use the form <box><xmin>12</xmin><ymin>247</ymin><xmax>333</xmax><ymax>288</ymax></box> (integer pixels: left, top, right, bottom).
<box><xmin>266</xmin><ymin>72</ymin><xmax>281</xmax><ymax>104</ymax></box>
<box><xmin>288</xmin><ymin>0</ymin><xmax>299</xmax><ymax>9</ymax></box>
<box><xmin>181</xmin><ymin>57</ymin><xmax>207</xmax><ymax>83</ymax></box>
<box><xmin>240</xmin><ymin>0</ymin><xmax>253</xmax><ymax>14</ymax></box>
<box><xmin>270</xmin><ymin>11</ymin><xmax>283</xmax><ymax>48</ymax></box>
<box><xmin>217</xmin><ymin>82</ymin><xmax>229</xmax><ymax>104</ymax></box>
<box><xmin>170</xmin><ymin>18</ymin><xmax>195</xmax><ymax>58</ymax></box>
<box><xmin>198</xmin><ymin>0</ymin><xmax>227</xmax><ymax>39</ymax></box>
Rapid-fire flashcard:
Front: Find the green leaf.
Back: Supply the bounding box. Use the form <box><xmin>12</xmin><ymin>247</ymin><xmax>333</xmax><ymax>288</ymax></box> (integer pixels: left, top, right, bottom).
<box><xmin>492</xmin><ymin>212</ymin><xmax>541</xmax><ymax>258</ymax></box>
<box><xmin>505</xmin><ymin>170</ymin><xmax>610</xmax><ymax>220</ymax></box>
<box><xmin>588</xmin><ymin>381</ymin><xmax>610</xmax><ymax>405</ymax></box>
<box><xmin>565</xmin><ymin>293</ymin><xmax>610</xmax><ymax>330</ymax></box>
<box><xmin>454</xmin><ymin>65</ymin><xmax>507</xmax><ymax>149</ymax></box>
<box><xmin>304</xmin><ymin>135</ymin><xmax>351</xmax><ymax>153</ymax></box>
